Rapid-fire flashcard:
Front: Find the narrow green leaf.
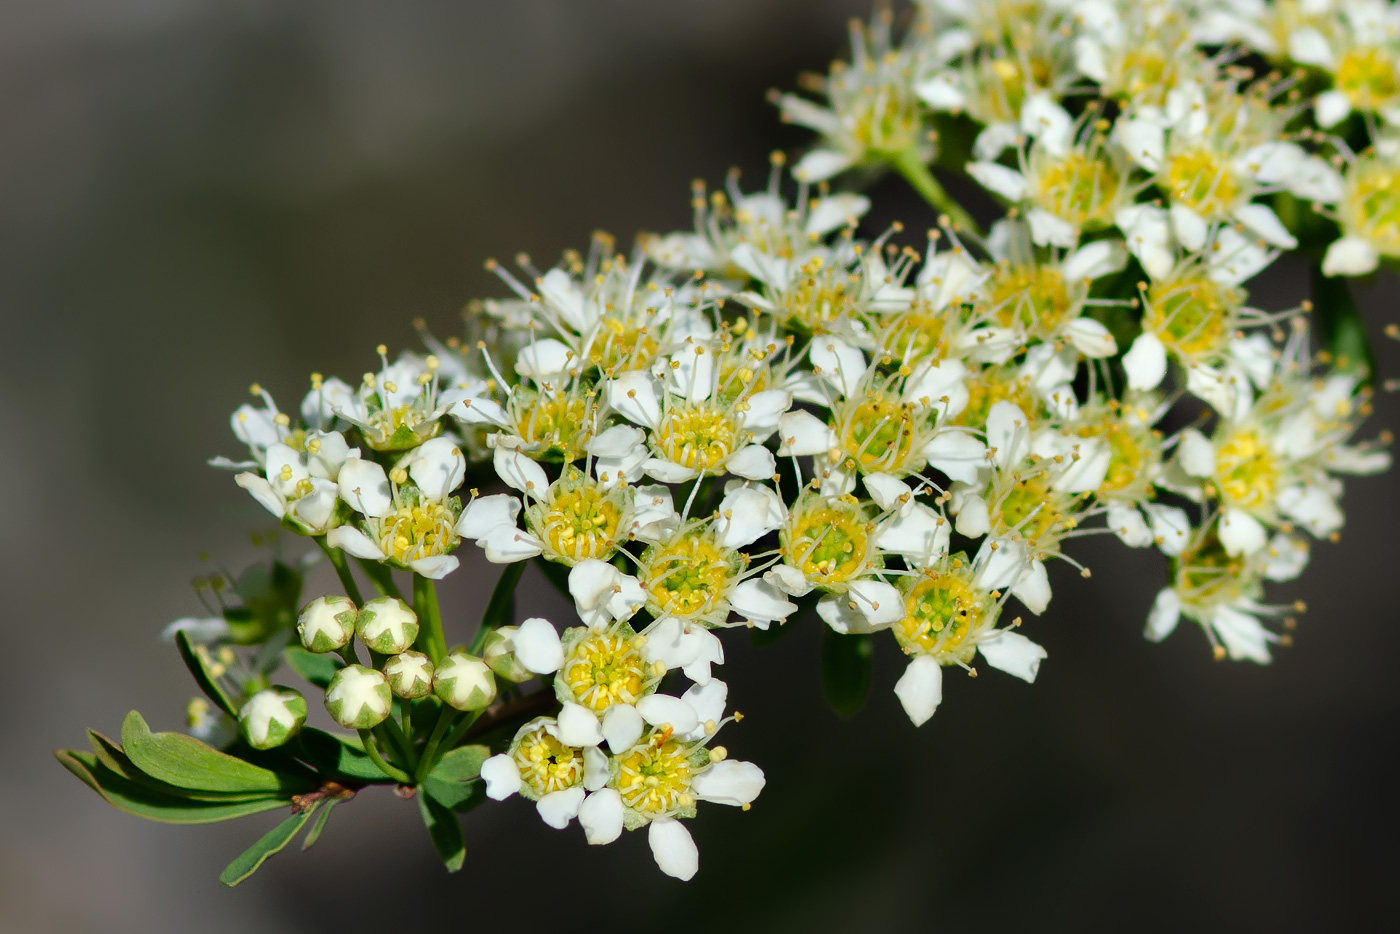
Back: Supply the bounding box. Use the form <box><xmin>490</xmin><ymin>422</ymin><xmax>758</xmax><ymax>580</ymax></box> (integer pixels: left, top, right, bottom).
<box><xmin>121</xmin><ymin>711</ymin><xmax>307</xmax><ymax>795</ymax></box>
<box><xmin>821</xmin><ymin>629</ymin><xmax>873</xmax><ymax>718</ymax></box>
<box><xmin>423</xmin><ymin>776</ymin><xmax>484</xmax><ymax>813</ymax></box>
<box><xmin>219</xmin><ymin>804</ymin><xmax>318</xmax><ymax>887</ymax></box>
<box><xmin>427</xmin><ymin>745</ymin><xmax>490</xmax><ymax>783</ymax></box>
<box><xmin>301</xmin><ymin>797</ymin><xmax>341</xmax><ymax>851</ymax></box>
<box><xmin>86</xmin><ymin>732</ymin><xmax>271</xmax><ymax>802</ymax></box>
<box><xmin>56</xmin><ymin>750</ymin><xmax>287</xmax><ymax>824</ymax></box>
<box><xmin>294</xmin><ymin>728</ymin><xmax>389</xmax><ymax>783</ymax></box>
<box><xmin>174</xmin><ymin>630</ymin><xmax>237</xmax><ymax>717</ymax></box>
<box><xmin>1312</xmin><ymin>264</ymin><xmax>1376</xmax><ymax>380</ymax></box>
<box><xmin>417</xmin><ymin>790</ymin><xmax>465</xmax><ymax>872</ymax></box>
<box><xmin>283</xmin><ymin>646</ymin><xmax>343</xmax><ymax>689</ymax></box>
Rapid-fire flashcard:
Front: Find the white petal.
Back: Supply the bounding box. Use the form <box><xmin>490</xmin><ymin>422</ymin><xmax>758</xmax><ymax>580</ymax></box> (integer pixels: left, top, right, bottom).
<box><xmin>1145</xmin><ymin>587</ymin><xmax>1182</xmax><ymax>642</ymax></box>
<box><xmin>1322</xmin><ymin>237</ymin><xmax>1379</xmax><ymax>277</ymax></box>
<box><xmin>692</xmin><ymin>760</ymin><xmax>766</xmax><ymax>807</ymax></box>
<box><xmin>816</xmin><ymin>593</ymin><xmax>892</xmax><ymax>634</ymax></box>
<box><xmin>513</xmin><ymin>617</ymin><xmax>565</xmax><ymax>675</ymax></box>
<box><xmin>809</xmin><ymin>337</ymin><xmax>867</xmax><ymax>399</ymax></box>
<box><xmin>578</xmin><ymin>788</ymin><xmax>624</xmax><ymax>845</ymax></box>
<box><xmin>1063</xmin><ymin>238</ymin><xmax>1127</xmax><ymax>282</ymax></box>
<box><xmin>1123</xmin><ymin>331</ymin><xmax>1168</xmax><ymax>391</ymax></box>
<box><xmin>1170</xmin><ymin>203</ymin><xmax>1209</xmax><ymax>251</ymax></box>
<box><xmin>953</xmin><ymin>493</ymin><xmax>991</xmax><ymax>538</ymax></box>
<box><xmin>1010</xmin><ymin>560</ymin><xmax>1051</xmax><ymax>615</ymax></box>
<box><xmin>765</xmin><ymin>563</ymin><xmax>815</xmax><ymax>597</ymax></box>
<box><xmin>793</xmin><ymin>148</ymin><xmax>855</xmax><ymax>183</ymax></box>
<box><xmin>535</xmin><ymin>786</ymin><xmax>585</xmax><ymax>830</ymax></box>
<box><xmin>458</xmin><ymin>493</ymin><xmax>521</xmax><ymax>542</ymax></box>
<box><xmin>589</xmin><ymin>424</ymin><xmax>647</xmax><ymax>458</ymax></box>
<box><xmin>1288</xmin><ymin>27</ymin><xmax>1334</xmax><ymax>66</ymax></box>
<box><xmin>602</xmin><ymin>704</ymin><xmax>645</xmax><ymax>753</ymax></box>
<box><xmin>407</xmin><ymin>555</ymin><xmax>460</xmax><ymax>580</ymax></box>
<box><xmin>235</xmin><ymin>473</ymin><xmax>285</xmax><ymax>518</ymax></box>
<box><xmin>967</xmin><ymin>161</ymin><xmax>1028</xmax><ymax>201</ymax></box>
<box><xmin>480</xmin><ymin>753</ymin><xmax>522</xmax><ymax>800</ymax></box>
<box><xmin>923</xmin><ymin>430</ymin><xmax>987</xmax><ymax>484</ymax></box>
<box><xmin>555</xmin><ymin>703</ymin><xmax>604</xmax><ymax>748</ymax></box>
<box><xmin>1146</xmin><ymin>505</ymin><xmax>1192</xmax><ymax>556</ymax></box>
<box><xmin>481</xmin><ymin>525</ymin><xmax>544</xmax><ymax>563</ymax></box>
<box><xmin>847</xmin><ymin>580</ymin><xmax>905</xmax><ymax>627</ymax></box>
<box><xmin>492</xmin><ymin>447</ymin><xmax>550</xmax><ymax>496</ymax></box>
<box><xmin>325</xmin><ymin>526</ymin><xmax>387</xmax><ymax>562</ymax></box>
<box><xmin>606</xmin><ymin>371</ymin><xmax>661</xmax><ymax>427</ymax></box>
<box><xmin>649</xmin><ymin>818</ymin><xmax>699</xmax><ymax>881</ymax></box>
<box><xmin>893</xmin><ymin>655</ymin><xmax>943</xmax><ymax>727</ymax></box>
<box><xmin>864</xmin><ymin>473</ymin><xmax>912</xmax><ymax>513</ymax></box>
<box><xmin>986</xmin><ymin>400</ymin><xmax>1032</xmax><ymax>470</ymax></box>
<box><xmin>1026</xmin><ymin>208</ymin><xmax>1078</xmax><ymax>248</ymax></box>
<box><xmin>972</xmin><ymin>122</ymin><xmax>1022</xmax><ymax>160</ymax></box>
<box><xmin>338</xmin><ymin>456</ymin><xmax>393</xmax><ymax>518</ymax></box>
<box><xmin>1218</xmin><ymin>508</ymin><xmax>1268</xmax><ymax>556</ymax></box>
<box><xmin>729</xmin><ymin>579</ymin><xmax>797</xmax><ymax>626</ymax></box>
<box><xmin>715</xmin><ymin>485</ymin><xmax>785</xmax><ymax>549</ymax></box>
<box><xmin>1117</xmin><ymin>204</ymin><xmax>1174</xmax><ymax>280</ymax></box>
<box><xmin>1276</xmin><ymin>484</ymin><xmax>1343</xmax><ymax>537</ymax></box>
<box><xmin>1315</xmin><ymin>89</ymin><xmax>1351</xmax><ymax>128</ymax></box>
<box><xmin>1233</xmin><ymin>203</ymin><xmax>1297</xmax><ymax>249</ymax></box>
<box><xmin>679</xmin><ymin>680</ymin><xmax>728</xmax><ymax>740</ymax></box>
<box><xmin>805</xmin><ymin>194</ymin><xmax>871</xmax><ymax>237</ymax></box>
<box><xmin>1116</xmin><ymin>117</ymin><xmax>1164</xmax><ymax>171</ymax></box>
<box><xmin>875</xmin><ymin>503</ymin><xmax>951</xmax><ymax>563</ymax></box>
<box><xmin>1020</xmin><ymin>93</ymin><xmax>1072</xmax><ymax>156</ymax></box>
<box><xmin>1108</xmin><ymin>503</ymin><xmax>1153</xmax><ymax>547</ymax></box>
<box><xmin>404</xmin><ymin>437</ymin><xmax>467</xmax><ymax>500</ymax></box>
<box><xmin>726</xmin><ymin>444</ymin><xmax>776</xmax><ymax>481</ymax></box>
<box><xmin>977</xmin><ymin>630</ymin><xmax>1047</xmax><ymax>682</ymax></box>
<box><xmin>636</xmin><ymin>694</ymin><xmax>700</xmax><ymax>735</ymax></box>
<box><xmin>1066</xmin><ymin>317</ymin><xmax>1118</xmax><ymax>358</ymax></box>
<box><xmin>1211</xmin><ymin>607</ymin><xmax>1272</xmax><ymax>664</ymax></box>
<box><xmin>515</xmin><ymin>338</ymin><xmax>574</xmax><ymax>380</ymax></box>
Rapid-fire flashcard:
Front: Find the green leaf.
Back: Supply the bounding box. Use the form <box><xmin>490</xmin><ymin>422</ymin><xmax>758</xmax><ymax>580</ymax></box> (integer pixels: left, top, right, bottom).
<box><xmin>417</xmin><ymin>790</ymin><xmax>465</xmax><ymax>872</ymax></box>
<box><xmin>427</xmin><ymin>745</ymin><xmax>490</xmax><ymax>783</ymax></box>
<box><xmin>301</xmin><ymin>797</ymin><xmax>341</xmax><ymax>850</ymax></box>
<box><xmin>86</xmin><ymin>731</ymin><xmax>272</xmax><ymax>802</ymax></box>
<box><xmin>121</xmin><ymin>711</ymin><xmax>309</xmax><ymax>795</ymax></box>
<box><xmin>821</xmin><ymin>629</ymin><xmax>873</xmax><ymax>718</ymax></box>
<box><xmin>283</xmin><ymin>646</ymin><xmax>343</xmax><ymax>689</ymax></box>
<box><xmin>294</xmin><ymin>728</ymin><xmax>389</xmax><ymax>783</ymax></box>
<box><xmin>56</xmin><ymin>750</ymin><xmax>288</xmax><ymax>824</ymax></box>
<box><xmin>219</xmin><ymin>804</ymin><xmax>318</xmax><ymax>886</ymax></box>
<box><xmin>423</xmin><ymin>776</ymin><xmax>484</xmax><ymax>812</ymax></box>
<box><xmin>174</xmin><ymin>630</ymin><xmax>237</xmax><ymax>717</ymax></box>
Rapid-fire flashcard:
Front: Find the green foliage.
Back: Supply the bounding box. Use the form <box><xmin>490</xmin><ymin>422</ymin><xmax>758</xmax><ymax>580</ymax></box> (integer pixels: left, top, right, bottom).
<box><xmin>283</xmin><ymin>646</ymin><xmax>343</xmax><ymax>689</ymax></box>
<box><xmin>219</xmin><ymin>804</ymin><xmax>320</xmax><ymax>887</ymax></box>
<box><xmin>418</xmin><ymin>790</ymin><xmax>466</xmax><ymax>872</ymax></box>
<box><xmin>120</xmin><ymin>711</ymin><xmax>311</xmax><ymax>796</ymax></box>
<box><xmin>55</xmin><ymin>749</ymin><xmax>289</xmax><ymax>824</ymax></box>
<box><xmin>173</xmin><ymin>630</ymin><xmax>238</xmax><ymax>717</ymax></box>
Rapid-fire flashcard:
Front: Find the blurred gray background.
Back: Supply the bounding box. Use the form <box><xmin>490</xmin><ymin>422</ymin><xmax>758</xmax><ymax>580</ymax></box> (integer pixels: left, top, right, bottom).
<box><xmin>2</xmin><ymin>2</ymin><xmax>1398</xmax><ymax>932</ymax></box>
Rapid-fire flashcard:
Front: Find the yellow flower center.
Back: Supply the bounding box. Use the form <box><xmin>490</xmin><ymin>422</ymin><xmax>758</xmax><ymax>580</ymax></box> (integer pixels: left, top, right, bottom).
<box><xmin>536</xmin><ymin>475</ymin><xmax>624</xmax><ymax>564</ymax></box>
<box><xmin>516</xmin><ymin>394</ymin><xmax>594</xmax><ymax>461</ymax></box>
<box><xmin>1034</xmin><ymin>152</ymin><xmax>1120</xmax><ymax>227</ymax></box>
<box><xmin>784</xmin><ymin>262</ymin><xmax>859</xmax><ymax>331</ymax></box>
<box><xmin>982</xmin><ymin>263</ymin><xmax>1074</xmax><ymax>336</ymax></box>
<box><xmin>953</xmin><ymin>369</ymin><xmax>1039</xmax><ymax>430</ymax></box>
<box><xmin>616</xmin><ymin>740</ymin><xmax>694</xmax><ymax>816</ymax></box>
<box><xmin>1336</xmin><ymin>46</ymin><xmax>1400</xmax><ymax>112</ymax></box>
<box><xmin>993</xmin><ymin>472</ymin><xmax>1067</xmax><ymax>544</ymax></box>
<box><xmin>562</xmin><ymin>631</ymin><xmax>647</xmax><ymax>712</ymax></box>
<box><xmin>1143</xmin><ymin>272</ymin><xmax>1237</xmax><ymax>358</ymax></box>
<box><xmin>1175</xmin><ymin>529</ymin><xmax>1247</xmax><ymax>606</ymax></box>
<box><xmin>513</xmin><ymin>726</ymin><xmax>584</xmax><ymax>797</ymax></box>
<box><xmin>378</xmin><ymin>501</ymin><xmax>457</xmax><ymax>563</ymax></box>
<box><xmin>655</xmin><ymin>404</ymin><xmax>738</xmax><ymax>472</ymax></box>
<box><xmin>881</xmin><ymin>307</ymin><xmax>950</xmax><ymax>365</ymax></box>
<box><xmin>782</xmin><ymin>495</ymin><xmax>873</xmax><ymax>587</ymax></box>
<box><xmin>893</xmin><ymin>573</ymin><xmax>983</xmax><ymax>657</ymax></box>
<box><xmin>848</xmin><ymin>81</ymin><xmax>921</xmax><ymax>155</ymax></box>
<box><xmin>642</xmin><ymin>530</ymin><xmax>737</xmax><ymax>619</ymax></box>
<box><xmin>1165</xmin><ymin>146</ymin><xmax>1240</xmax><ymax>217</ymax></box>
<box><xmin>835</xmin><ymin>393</ymin><xmax>918</xmax><ymax>474</ymax></box>
<box><xmin>1343</xmin><ymin>159</ymin><xmax>1400</xmax><ymax>255</ymax></box>
<box><xmin>1214</xmin><ymin>428</ymin><xmax>1280</xmax><ymax>510</ymax></box>
<box><xmin>1117</xmin><ymin>47</ymin><xmax>1171</xmax><ymax>104</ymax></box>
<box><xmin>589</xmin><ymin>319</ymin><xmax>660</xmax><ymax>373</ymax></box>
<box><xmin>365</xmin><ymin>403</ymin><xmax>440</xmax><ymax>450</ymax></box>
<box><xmin>1078</xmin><ymin>412</ymin><xmax>1156</xmax><ymax>497</ymax></box>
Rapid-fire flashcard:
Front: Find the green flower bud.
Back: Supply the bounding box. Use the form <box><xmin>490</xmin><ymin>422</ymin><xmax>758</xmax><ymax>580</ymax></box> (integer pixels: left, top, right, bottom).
<box><xmin>383</xmin><ymin>650</ymin><xmax>434</xmax><ymax>699</ymax></box>
<box><xmin>434</xmin><ymin>653</ymin><xmax>497</xmax><ymax>711</ymax></box>
<box><xmin>325</xmin><ymin>664</ymin><xmax>393</xmax><ymax>729</ymax></box>
<box><xmin>238</xmin><ymin>687</ymin><xmax>307</xmax><ymax>750</ymax></box>
<box><xmin>356</xmin><ymin>597</ymin><xmax>419</xmax><ymax>655</ymax></box>
<box><xmin>298</xmin><ymin>595</ymin><xmax>358</xmax><ymax>654</ymax></box>
<box><xmin>483</xmin><ymin>626</ymin><xmax>534</xmax><ymax>683</ymax></box>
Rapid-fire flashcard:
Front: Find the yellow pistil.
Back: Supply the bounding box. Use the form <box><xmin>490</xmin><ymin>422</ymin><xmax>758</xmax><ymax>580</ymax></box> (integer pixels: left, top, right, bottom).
<box><xmin>893</xmin><ymin>572</ymin><xmax>984</xmax><ymax>660</ymax></box>
<box><xmin>1175</xmin><ymin>527</ymin><xmax>1247</xmax><ymax>606</ymax></box>
<box><xmin>1033</xmin><ymin>151</ymin><xmax>1120</xmax><ymax>228</ymax></box>
<box><xmin>1214</xmin><ymin>428</ymin><xmax>1280</xmax><ymax>510</ymax></box>
<box><xmin>834</xmin><ymin>392</ymin><xmax>918</xmax><ymax>474</ymax></box>
<box><xmin>534</xmin><ymin>472</ymin><xmax>625</xmax><ymax>565</ymax></box>
<box><xmin>562</xmin><ymin>630</ymin><xmax>647</xmax><ymax>712</ymax></box>
<box><xmin>1143</xmin><ymin>271</ymin><xmax>1238</xmax><ymax>358</ymax></box>
<box><xmin>513</xmin><ymin>725</ymin><xmax>584</xmax><ymax>797</ymax></box>
<box><xmin>616</xmin><ymin>740</ymin><xmax>694</xmax><ymax>816</ymax></box>
<box><xmin>655</xmin><ymin>403</ymin><xmax>738</xmax><ymax>472</ymax></box>
<box><xmin>783</xmin><ymin>260</ymin><xmax>859</xmax><ymax>331</ymax></box>
<box><xmin>992</xmin><ymin>472</ymin><xmax>1065</xmax><ymax>544</ymax></box>
<box><xmin>1077</xmin><ymin>407</ymin><xmax>1158</xmax><ymax>498</ymax></box>
<box><xmin>1341</xmin><ymin>158</ymin><xmax>1400</xmax><ymax>256</ymax></box>
<box><xmin>1335</xmin><ymin>46</ymin><xmax>1400</xmax><ymax>113</ymax></box>
<box><xmin>881</xmin><ymin>306</ymin><xmax>951</xmax><ymax>365</ymax></box>
<box><xmin>641</xmin><ymin>528</ymin><xmax>738</xmax><ymax>619</ymax></box>
<box><xmin>781</xmin><ymin>494</ymin><xmax>875</xmax><ymax>587</ymax></box>
<box><xmin>953</xmin><ymin>367</ymin><xmax>1039</xmax><ymax>430</ymax></box>
<box><xmin>378</xmin><ymin>501</ymin><xmax>457</xmax><ymax>563</ymax></box>
<box><xmin>516</xmin><ymin>392</ymin><xmax>594</xmax><ymax>461</ymax></box>
<box><xmin>1165</xmin><ymin>146</ymin><xmax>1240</xmax><ymax>217</ymax></box>
<box><xmin>981</xmin><ymin>263</ymin><xmax>1074</xmax><ymax>336</ymax></box>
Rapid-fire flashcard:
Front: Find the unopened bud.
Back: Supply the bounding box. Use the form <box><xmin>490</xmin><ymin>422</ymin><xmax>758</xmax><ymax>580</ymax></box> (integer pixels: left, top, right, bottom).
<box><xmin>383</xmin><ymin>650</ymin><xmax>434</xmax><ymax>699</ymax></box>
<box><xmin>239</xmin><ymin>687</ymin><xmax>307</xmax><ymax>750</ymax></box>
<box><xmin>325</xmin><ymin>665</ymin><xmax>393</xmax><ymax>729</ymax></box>
<box><xmin>434</xmin><ymin>653</ymin><xmax>497</xmax><ymax>711</ymax></box>
<box><xmin>298</xmin><ymin>595</ymin><xmax>358</xmax><ymax>653</ymax></box>
<box><xmin>482</xmin><ymin>627</ymin><xmax>533</xmax><ymax>683</ymax></box>
<box><xmin>356</xmin><ymin>597</ymin><xmax>419</xmax><ymax>655</ymax></box>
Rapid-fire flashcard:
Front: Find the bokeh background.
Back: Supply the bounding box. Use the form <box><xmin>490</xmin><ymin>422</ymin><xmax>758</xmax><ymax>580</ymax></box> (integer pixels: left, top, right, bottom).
<box><xmin>3</xmin><ymin>2</ymin><xmax>1398</xmax><ymax>931</ymax></box>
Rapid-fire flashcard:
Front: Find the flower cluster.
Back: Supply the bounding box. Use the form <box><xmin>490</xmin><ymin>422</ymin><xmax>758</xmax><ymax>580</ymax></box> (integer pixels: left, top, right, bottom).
<box><xmin>63</xmin><ymin>0</ymin><xmax>1395</xmax><ymax>889</ymax></box>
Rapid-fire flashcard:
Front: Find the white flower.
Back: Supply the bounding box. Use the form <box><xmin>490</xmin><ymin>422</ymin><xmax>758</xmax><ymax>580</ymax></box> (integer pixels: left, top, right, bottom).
<box><xmin>480</xmin><ymin>717</ymin><xmax>611</xmax><ymax>831</ymax></box>
<box><xmin>234</xmin><ymin>432</ymin><xmax>353</xmax><ymax>535</ymax></box>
